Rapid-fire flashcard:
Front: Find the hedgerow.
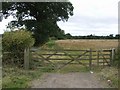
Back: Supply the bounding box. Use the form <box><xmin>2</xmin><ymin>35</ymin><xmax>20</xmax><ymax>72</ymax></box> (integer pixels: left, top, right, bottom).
<box><xmin>2</xmin><ymin>29</ymin><xmax>35</xmax><ymax>67</ymax></box>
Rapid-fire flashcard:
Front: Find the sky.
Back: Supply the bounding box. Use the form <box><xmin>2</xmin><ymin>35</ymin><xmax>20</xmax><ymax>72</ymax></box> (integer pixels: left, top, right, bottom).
<box><xmin>0</xmin><ymin>0</ymin><xmax>119</xmax><ymax>36</ymax></box>
<box><xmin>57</xmin><ymin>0</ymin><xmax>119</xmax><ymax>36</ymax></box>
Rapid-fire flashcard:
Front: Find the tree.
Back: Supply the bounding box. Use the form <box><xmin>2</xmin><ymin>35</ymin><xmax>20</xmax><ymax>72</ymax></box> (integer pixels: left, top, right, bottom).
<box><xmin>115</xmin><ymin>34</ymin><xmax>120</xmax><ymax>39</ymax></box>
<box><xmin>2</xmin><ymin>2</ymin><xmax>74</xmax><ymax>46</ymax></box>
<box><xmin>109</xmin><ymin>34</ymin><xmax>114</xmax><ymax>39</ymax></box>
<box><xmin>65</xmin><ymin>33</ymin><xmax>72</xmax><ymax>39</ymax></box>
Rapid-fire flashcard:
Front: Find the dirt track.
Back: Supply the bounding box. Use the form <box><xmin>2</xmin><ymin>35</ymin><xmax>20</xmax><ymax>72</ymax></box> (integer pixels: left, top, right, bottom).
<box><xmin>31</xmin><ymin>72</ymin><xmax>109</xmax><ymax>88</ymax></box>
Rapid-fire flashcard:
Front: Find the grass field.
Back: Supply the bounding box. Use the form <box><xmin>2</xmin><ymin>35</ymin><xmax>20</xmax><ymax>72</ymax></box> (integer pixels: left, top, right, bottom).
<box><xmin>55</xmin><ymin>39</ymin><xmax>118</xmax><ymax>49</ymax></box>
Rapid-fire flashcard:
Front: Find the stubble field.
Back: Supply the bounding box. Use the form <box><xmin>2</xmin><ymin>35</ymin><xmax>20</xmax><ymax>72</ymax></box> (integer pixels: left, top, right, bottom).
<box><xmin>55</xmin><ymin>39</ymin><xmax>118</xmax><ymax>49</ymax></box>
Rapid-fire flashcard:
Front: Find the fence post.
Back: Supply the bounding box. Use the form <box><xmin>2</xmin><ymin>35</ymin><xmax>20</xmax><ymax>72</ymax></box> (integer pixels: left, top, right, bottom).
<box><xmin>89</xmin><ymin>48</ymin><xmax>92</xmax><ymax>70</ymax></box>
<box><xmin>111</xmin><ymin>48</ymin><xmax>115</xmax><ymax>66</ymax></box>
<box><xmin>97</xmin><ymin>50</ymin><xmax>99</xmax><ymax>66</ymax></box>
<box><xmin>24</xmin><ymin>48</ymin><xmax>30</xmax><ymax>70</ymax></box>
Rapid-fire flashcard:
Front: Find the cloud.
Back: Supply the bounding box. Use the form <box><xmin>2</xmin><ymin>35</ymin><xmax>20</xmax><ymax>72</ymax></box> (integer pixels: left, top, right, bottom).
<box><xmin>57</xmin><ymin>0</ymin><xmax>119</xmax><ymax>36</ymax></box>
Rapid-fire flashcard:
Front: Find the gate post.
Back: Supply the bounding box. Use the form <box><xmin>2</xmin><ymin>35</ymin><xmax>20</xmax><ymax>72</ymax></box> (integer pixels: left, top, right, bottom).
<box><xmin>97</xmin><ymin>50</ymin><xmax>99</xmax><ymax>66</ymax></box>
<box><xmin>24</xmin><ymin>48</ymin><xmax>30</xmax><ymax>70</ymax></box>
<box><xmin>89</xmin><ymin>48</ymin><xmax>92</xmax><ymax>70</ymax></box>
<box><xmin>110</xmin><ymin>48</ymin><xmax>115</xmax><ymax>66</ymax></box>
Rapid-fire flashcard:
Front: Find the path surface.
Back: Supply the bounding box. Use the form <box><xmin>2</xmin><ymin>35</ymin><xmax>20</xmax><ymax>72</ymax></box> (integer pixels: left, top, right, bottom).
<box><xmin>31</xmin><ymin>72</ymin><xmax>109</xmax><ymax>88</ymax></box>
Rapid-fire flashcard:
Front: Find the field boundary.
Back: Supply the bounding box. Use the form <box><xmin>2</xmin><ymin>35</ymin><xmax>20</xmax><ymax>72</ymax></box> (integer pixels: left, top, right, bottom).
<box><xmin>3</xmin><ymin>48</ymin><xmax>115</xmax><ymax>70</ymax></box>
<box><xmin>30</xmin><ymin>48</ymin><xmax>115</xmax><ymax>70</ymax></box>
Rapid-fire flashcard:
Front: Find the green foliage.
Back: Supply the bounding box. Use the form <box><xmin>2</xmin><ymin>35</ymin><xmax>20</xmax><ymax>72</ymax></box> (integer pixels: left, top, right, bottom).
<box><xmin>2</xmin><ymin>2</ymin><xmax>73</xmax><ymax>22</ymax></box>
<box><xmin>65</xmin><ymin>33</ymin><xmax>72</xmax><ymax>39</ymax></box>
<box><xmin>41</xmin><ymin>40</ymin><xmax>63</xmax><ymax>49</ymax></box>
<box><xmin>2</xmin><ymin>64</ymin><xmax>55</xmax><ymax>88</ymax></box>
<box><xmin>45</xmin><ymin>40</ymin><xmax>56</xmax><ymax>48</ymax></box>
<box><xmin>2</xmin><ymin>29</ymin><xmax>35</xmax><ymax>67</ymax></box>
<box><xmin>50</xmin><ymin>29</ymin><xmax>66</xmax><ymax>40</ymax></box>
<box><xmin>3</xmin><ymin>29</ymin><xmax>34</xmax><ymax>51</ymax></box>
<box><xmin>2</xmin><ymin>2</ymin><xmax>74</xmax><ymax>46</ymax></box>
<box><xmin>32</xmin><ymin>20</ymin><xmax>57</xmax><ymax>46</ymax></box>
<box><xmin>3</xmin><ymin>75</ymin><xmax>30</xmax><ymax>88</ymax></box>
<box><xmin>2</xmin><ymin>66</ymin><xmax>34</xmax><ymax>88</ymax></box>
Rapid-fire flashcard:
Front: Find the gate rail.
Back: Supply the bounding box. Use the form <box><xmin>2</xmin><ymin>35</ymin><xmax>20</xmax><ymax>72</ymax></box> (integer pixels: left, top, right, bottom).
<box><xmin>30</xmin><ymin>48</ymin><xmax>115</xmax><ymax>70</ymax></box>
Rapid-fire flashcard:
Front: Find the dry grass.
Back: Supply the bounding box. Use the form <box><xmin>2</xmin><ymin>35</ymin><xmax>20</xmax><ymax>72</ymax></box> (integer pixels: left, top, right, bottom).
<box><xmin>97</xmin><ymin>67</ymin><xmax>118</xmax><ymax>88</ymax></box>
<box><xmin>55</xmin><ymin>39</ymin><xmax>118</xmax><ymax>49</ymax></box>
<box><xmin>55</xmin><ymin>39</ymin><xmax>118</xmax><ymax>88</ymax></box>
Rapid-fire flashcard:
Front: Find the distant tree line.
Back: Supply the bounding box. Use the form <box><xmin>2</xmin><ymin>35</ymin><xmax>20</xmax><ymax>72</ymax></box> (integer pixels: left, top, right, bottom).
<box><xmin>50</xmin><ymin>32</ymin><xmax>120</xmax><ymax>40</ymax></box>
<box><xmin>70</xmin><ymin>34</ymin><xmax>120</xmax><ymax>39</ymax></box>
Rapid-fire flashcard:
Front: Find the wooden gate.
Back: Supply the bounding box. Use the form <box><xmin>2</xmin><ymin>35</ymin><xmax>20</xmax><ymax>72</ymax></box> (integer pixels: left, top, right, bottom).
<box><xmin>30</xmin><ymin>48</ymin><xmax>115</xmax><ymax>70</ymax></box>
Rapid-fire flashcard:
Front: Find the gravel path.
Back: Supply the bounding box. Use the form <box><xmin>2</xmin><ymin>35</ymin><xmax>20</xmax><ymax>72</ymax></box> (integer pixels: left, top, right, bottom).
<box><xmin>31</xmin><ymin>72</ymin><xmax>109</xmax><ymax>88</ymax></box>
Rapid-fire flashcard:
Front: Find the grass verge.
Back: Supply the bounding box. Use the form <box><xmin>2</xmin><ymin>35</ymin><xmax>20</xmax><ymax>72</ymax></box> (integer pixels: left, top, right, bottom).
<box><xmin>95</xmin><ymin>66</ymin><xmax>118</xmax><ymax>88</ymax></box>
<box><xmin>2</xmin><ymin>64</ymin><xmax>55</xmax><ymax>88</ymax></box>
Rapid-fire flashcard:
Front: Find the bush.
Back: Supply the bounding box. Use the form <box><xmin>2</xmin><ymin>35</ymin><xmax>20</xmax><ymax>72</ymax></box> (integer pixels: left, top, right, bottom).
<box><xmin>2</xmin><ymin>29</ymin><xmax>35</xmax><ymax>67</ymax></box>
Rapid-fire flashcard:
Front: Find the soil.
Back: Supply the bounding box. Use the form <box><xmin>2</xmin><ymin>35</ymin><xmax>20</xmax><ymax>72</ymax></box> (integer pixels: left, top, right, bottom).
<box><xmin>30</xmin><ymin>72</ymin><xmax>109</xmax><ymax>88</ymax></box>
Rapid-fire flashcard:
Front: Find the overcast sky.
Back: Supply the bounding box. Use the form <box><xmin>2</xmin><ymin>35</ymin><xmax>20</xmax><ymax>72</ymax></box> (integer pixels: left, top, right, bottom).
<box><xmin>57</xmin><ymin>0</ymin><xmax>119</xmax><ymax>36</ymax></box>
<box><xmin>0</xmin><ymin>0</ymin><xmax>119</xmax><ymax>36</ymax></box>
